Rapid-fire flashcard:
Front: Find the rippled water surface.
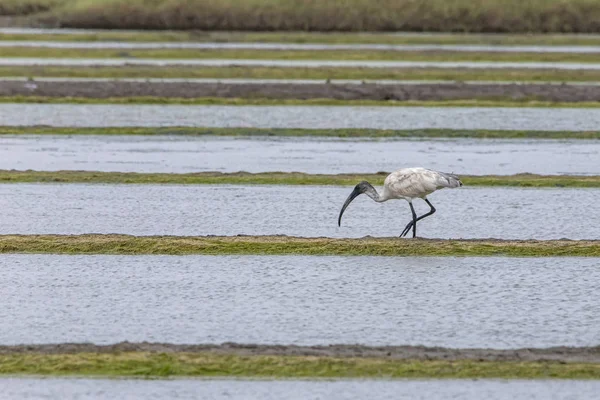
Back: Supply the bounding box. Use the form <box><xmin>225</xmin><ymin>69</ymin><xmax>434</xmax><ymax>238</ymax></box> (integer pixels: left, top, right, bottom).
<box><xmin>8</xmin><ymin>77</ymin><xmax>600</xmax><ymax>85</ymax></box>
<box><xmin>1</xmin><ymin>184</ymin><xmax>598</xmax><ymax>240</ymax></box>
<box><xmin>2</xmin><ymin>135</ymin><xmax>598</xmax><ymax>175</ymax></box>
<box><xmin>3</xmin><ymin>104</ymin><xmax>600</xmax><ymax>131</ymax></box>
<box><xmin>2</xmin><ymin>255</ymin><xmax>599</xmax><ymax>347</ymax></box>
<box><xmin>4</xmin><ymin>378</ymin><xmax>600</xmax><ymax>400</ymax></box>
<box><xmin>3</xmin><ymin>58</ymin><xmax>600</xmax><ymax>69</ymax></box>
<box><xmin>5</xmin><ymin>40</ymin><xmax>600</xmax><ymax>53</ymax></box>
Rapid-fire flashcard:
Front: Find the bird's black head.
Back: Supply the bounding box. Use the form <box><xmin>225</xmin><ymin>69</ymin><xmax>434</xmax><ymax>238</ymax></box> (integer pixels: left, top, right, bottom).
<box><xmin>338</xmin><ymin>181</ymin><xmax>375</xmax><ymax>227</ymax></box>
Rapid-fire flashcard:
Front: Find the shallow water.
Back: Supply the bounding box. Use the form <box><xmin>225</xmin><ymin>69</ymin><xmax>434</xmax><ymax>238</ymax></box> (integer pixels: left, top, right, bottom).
<box><xmin>7</xmin><ymin>77</ymin><xmax>600</xmax><ymax>85</ymax></box>
<box><xmin>2</xmin><ymin>135</ymin><xmax>598</xmax><ymax>175</ymax></box>
<box><xmin>3</xmin><ymin>104</ymin><xmax>600</xmax><ymax>131</ymax></box>
<box><xmin>3</xmin><ymin>58</ymin><xmax>600</xmax><ymax>69</ymax></box>
<box><xmin>1</xmin><ymin>254</ymin><xmax>599</xmax><ymax>347</ymax></box>
<box><xmin>4</xmin><ymin>378</ymin><xmax>600</xmax><ymax>400</ymax></box>
<box><xmin>1</xmin><ymin>184</ymin><xmax>599</xmax><ymax>240</ymax></box>
<box><xmin>5</xmin><ymin>40</ymin><xmax>600</xmax><ymax>53</ymax></box>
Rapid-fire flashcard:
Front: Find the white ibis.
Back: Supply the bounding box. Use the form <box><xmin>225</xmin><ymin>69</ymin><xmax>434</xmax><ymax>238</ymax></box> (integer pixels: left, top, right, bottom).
<box><xmin>338</xmin><ymin>167</ymin><xmax>463</xmax><ymax>238</ymax></box>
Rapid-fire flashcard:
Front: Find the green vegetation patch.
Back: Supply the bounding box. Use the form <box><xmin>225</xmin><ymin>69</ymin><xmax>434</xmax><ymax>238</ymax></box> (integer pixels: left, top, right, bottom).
<box><xmin>1</xmin><ymin>235</ymin><xmax>598</xmax><ymax>257</ymax></box>
<box><xmin>2</xmin><ymin>126</ymin><xmax>599</xmax><ymax>139</ymax></box>
<box><xmin>0</xmin><ymin>170</ymin><xmax>599</xmax><ymax>188</ymax></box>
<box><xmin>5</xmin><ymin>65</ymin><xmax>600</xmax><ymax>82</ymax></box>
<box><xmin>3</xmin><ymin>96</ymin><xmax>600</xmax><ymax>108</ymax></box>
<box><xmin>2</xmin><ymin>47</ymin><xmax>599</xmax><ymax>63</ymax></box>
<box><xmin>0</xmin><ymin>352</ymin><xmax>598</xmax><ymax>379</ymax></box>
<box><xmin>5</xmin><ymin>31</ymin><xmax>600</xmax><ymax>46</ymax></box>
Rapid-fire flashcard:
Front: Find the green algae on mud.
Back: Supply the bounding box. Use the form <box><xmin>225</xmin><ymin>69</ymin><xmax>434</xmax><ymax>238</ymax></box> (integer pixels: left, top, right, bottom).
<box><xmin>0</xmin><ymin>352</ymin><xmax>598</xmax><ymax>379</ymax></box>
<box><xmin>2</xmin><ymin>126</ymin><xmax>600</xmax><ymax>139</ymax></box>
<box><xmin>0</xmin><ymin>170</ymin><xmax>599</xmax><ymax>188</ymax></box>
<box><xmin>0</xmin><ymin>235</ymin><xmax>598</xmax><ymax>257</ymax></box>
<box><xmin>7</xmin><ymin>31</ymin><xmax>600</xmax><ymax>46</ymax></box>
<box><xmin>7</xmin><ymin>65</ymin><xmax>600</xmax><ymax>82</ymax></box>
<box><xmin>4</xmin><ymin>96</ymin><xmax>600</xmax><ymax>108</ymax></box>
<box><xmin>3</xmin><ymin>47</ymin><xmax>600</xmax><ymax>63</ymax></box>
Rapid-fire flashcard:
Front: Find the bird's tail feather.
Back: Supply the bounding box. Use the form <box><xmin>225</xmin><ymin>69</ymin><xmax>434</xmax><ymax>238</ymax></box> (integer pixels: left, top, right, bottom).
<box><xmin>438</xmin><ymin>171</ymin><xmax>463</xmax><ymax>188</ymax></box>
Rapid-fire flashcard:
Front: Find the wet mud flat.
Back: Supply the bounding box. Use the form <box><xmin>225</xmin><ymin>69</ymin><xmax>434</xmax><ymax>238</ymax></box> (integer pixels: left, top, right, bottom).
<box><xmin>3</xmin><ymin>342</ymin><xmax>600</xmax><ymax>363</ymax></box>
<box><xmin>6</xmin><ymin>80</ymin><xmax>600</xmax><ymax>102</ymax></box>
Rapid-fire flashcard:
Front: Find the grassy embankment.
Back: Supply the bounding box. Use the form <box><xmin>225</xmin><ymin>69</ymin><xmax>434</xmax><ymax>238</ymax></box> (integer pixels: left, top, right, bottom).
<box><xmin>1</xmin><ymin>235</ymin><xmax>598</xmax><ymax>257</ymax></box>
<box><xmin>3</xmin><ymin>126</ymin><xmax>600</xmax><ymax>139</ymax></box>
<box><xmin>4</xmin><ymin>66</ymin><xmax>600</xmax><ymax>82</ymax></box>
<box><xmin>4</xmin><ymin>0</ymin><xmax>600</xmax><ymax>34</ymax></box>
<box><xmin>0</xmin><ymin>170</ymin><xmax>599</xmax><ymax>188</ymax></box>
<box><xmin>0</xmin><ymin>352</ymin><xmax>598</xmax><ymax>379</ymax></box>
<box><xmin>2</xmin><ymin>47</ymin><xmax>600</xmax><ymax>63</ymax></box>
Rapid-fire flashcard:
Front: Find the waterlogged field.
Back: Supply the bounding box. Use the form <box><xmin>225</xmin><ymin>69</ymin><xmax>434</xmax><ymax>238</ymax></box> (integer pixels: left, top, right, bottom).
<box><xmin>1</xmin><ymin>26</ymin><xmax>600</xmax><ymax>387</ymax></box>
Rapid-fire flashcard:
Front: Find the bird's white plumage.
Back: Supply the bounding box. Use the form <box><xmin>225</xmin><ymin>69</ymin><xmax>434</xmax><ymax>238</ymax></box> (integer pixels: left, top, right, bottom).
<box><xmin>337</xmin><ymin>166</ymin><xmax>462</xmax><ymax>237</ymax></box>
<box><xmin>382</xmin><ymin>167</ymin><xmax>462</xmax><ymax>201</ymax></box>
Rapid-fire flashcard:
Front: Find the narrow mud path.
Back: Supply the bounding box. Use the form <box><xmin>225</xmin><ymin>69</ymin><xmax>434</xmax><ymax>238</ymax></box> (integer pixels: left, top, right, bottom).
<box><xmin>2</xmin><ymin>342</ymin><xmax>599</xmax><ymax>363</ymax></box>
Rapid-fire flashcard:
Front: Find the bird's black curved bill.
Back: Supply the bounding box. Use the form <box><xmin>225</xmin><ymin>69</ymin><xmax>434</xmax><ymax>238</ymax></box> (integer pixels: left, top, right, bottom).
<box><xmin>338</xmin><ymin>186</ymin><xmax>362</xmax><ymax>226</ymax></box>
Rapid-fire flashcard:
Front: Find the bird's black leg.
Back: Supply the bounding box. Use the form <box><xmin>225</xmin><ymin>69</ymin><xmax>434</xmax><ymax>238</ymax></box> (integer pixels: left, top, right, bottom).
<box><xmin>409</xmin><ymin>202</ymin><xmax>418</xmax><ymax>238</ymax></box>
<box><xmin>400</xmin><ymin>199</ymin><xmax>437</xmax><ymax>238</ymax></box>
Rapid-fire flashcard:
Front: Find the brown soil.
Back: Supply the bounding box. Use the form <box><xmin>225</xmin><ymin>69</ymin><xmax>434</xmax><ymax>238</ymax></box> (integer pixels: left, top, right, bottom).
<box><xmin>4</xmin><ymin>80</ymin><xmax>600</xmax><ymax>102</ymax></box>
<box><xmin>1</xmin><ymin>342</ymin><xmax>599</xmax><ymax>363</ymax></box>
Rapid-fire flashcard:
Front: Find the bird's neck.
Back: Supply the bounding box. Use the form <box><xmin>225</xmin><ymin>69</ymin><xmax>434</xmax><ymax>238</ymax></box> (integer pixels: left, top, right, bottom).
<box><xmin>364</xmin><ymin>183</ymin><xmax>388</xmax><ymax>203</ymax></box>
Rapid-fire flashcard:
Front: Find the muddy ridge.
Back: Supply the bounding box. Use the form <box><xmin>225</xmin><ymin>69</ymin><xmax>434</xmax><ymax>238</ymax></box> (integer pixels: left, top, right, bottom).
<box><xmin>4</xmin><ymin>80</ymin><xmax>600</xmax><ymax>102</ymax></box>
<box><xmin>1</xmin><ymin>342</ymin><xmax>599</xmax><ymax>363</ymax></box>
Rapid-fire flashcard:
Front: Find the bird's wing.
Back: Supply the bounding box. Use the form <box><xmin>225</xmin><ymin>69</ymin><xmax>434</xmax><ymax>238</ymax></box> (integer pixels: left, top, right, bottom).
<box><xmin>385</xmin><ymin>168</ymin><xmax>439</xmax><ymax>198</ymax></box>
